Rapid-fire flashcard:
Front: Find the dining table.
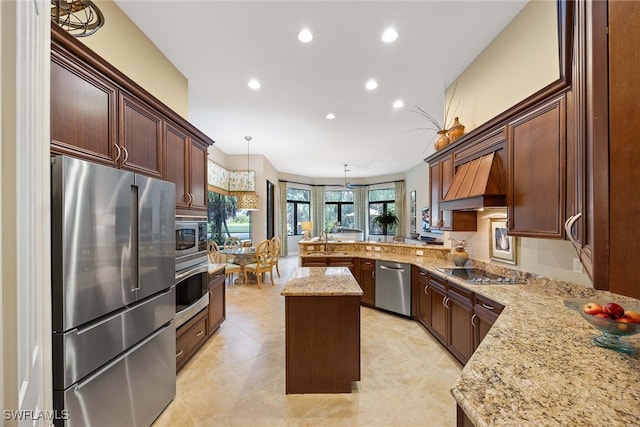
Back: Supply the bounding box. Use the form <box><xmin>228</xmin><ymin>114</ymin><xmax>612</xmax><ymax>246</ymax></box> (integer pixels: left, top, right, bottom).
<box><xmin>220</xmin><ymin>246</ymin><xmax>257</xmax><ymax>284</ymax></box>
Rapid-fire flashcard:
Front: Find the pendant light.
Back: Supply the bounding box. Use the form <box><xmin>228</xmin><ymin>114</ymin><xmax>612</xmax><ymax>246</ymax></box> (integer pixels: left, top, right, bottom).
<box><xmin>235</xmin><ymin>136</ymin><xmax>259</xmax><ymax>210</ymax></box>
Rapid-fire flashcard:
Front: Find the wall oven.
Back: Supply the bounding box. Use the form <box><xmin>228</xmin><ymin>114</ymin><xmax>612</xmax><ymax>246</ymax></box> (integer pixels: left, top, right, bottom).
<box><xmin>175</xmin><ymin>218</ymin><xmax>208</xmax><ymax>272</ymax></box>
<box><xmin>175</xmin><ymin>217</ymin><xmax>209</xmax><ymax>328</ymax></box>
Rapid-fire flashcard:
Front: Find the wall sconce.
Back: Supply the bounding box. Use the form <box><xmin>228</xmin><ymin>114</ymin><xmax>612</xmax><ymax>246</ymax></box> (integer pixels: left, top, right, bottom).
<box><xmin>301</xmin><ymin>221</ymin><xmax>313</xmax><ymax>239</ymax></box>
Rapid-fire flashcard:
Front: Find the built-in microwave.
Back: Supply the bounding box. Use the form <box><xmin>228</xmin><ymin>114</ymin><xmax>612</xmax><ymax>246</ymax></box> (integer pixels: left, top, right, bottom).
<box><xmin>175</xmin><ymin>218</ymin><xmax>208</xmax><ymax>272</ymax></box>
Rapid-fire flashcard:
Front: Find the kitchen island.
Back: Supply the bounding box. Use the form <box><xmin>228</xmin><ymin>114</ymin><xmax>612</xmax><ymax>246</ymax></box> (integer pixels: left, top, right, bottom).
<box><xmin>281</xmin><ymin>267</ymin><xmax>363</xmax><ymax>394</ymax></box>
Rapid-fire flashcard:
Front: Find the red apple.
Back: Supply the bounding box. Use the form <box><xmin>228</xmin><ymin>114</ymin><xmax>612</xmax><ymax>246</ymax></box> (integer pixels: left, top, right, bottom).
<box><xmin>602</xmin><ymin>302</ymin><xmax>625</xmax><ymax>319</ymax></box>
<box><xmin>622</xmin><ymin>311</ymin><xmax>640</xmax><ymax>324</ymax></box>
<box><xmin>582</xmin><ymin>303</ymin><xmax>603</xmax><ymax>315</ymax></box>
<box><xmin>595</xmin><ymin>313</ymin><xmax>611</xmax><ymax>319</ymax></box>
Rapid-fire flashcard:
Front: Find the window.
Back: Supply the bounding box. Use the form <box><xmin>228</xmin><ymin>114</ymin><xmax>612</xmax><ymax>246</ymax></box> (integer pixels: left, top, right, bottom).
<box><xmin>207</xmin><ymin>191</ymin><xmax>252</xmax><ymax>244</ymax></box>
<box><xmin>325</xmin><ymin>190</ymin><xmax>354</xmax><ymax>231</ymax></box>
<box><xmin>369</xmin><ymin>188</ymin><xmax>396</xmax><ymax>235</ymax></box>
<box><xmin>287</xmin><ymin>188</ymin><xmax>310</xmax><ymax>235</ymax></box>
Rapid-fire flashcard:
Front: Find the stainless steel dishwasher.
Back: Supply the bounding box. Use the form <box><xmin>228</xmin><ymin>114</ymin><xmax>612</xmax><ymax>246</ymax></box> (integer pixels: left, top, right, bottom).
<box><xmin>375</xmin><ymin>260</ymin><xmax>411</xmax><ymax>316</ymax></box>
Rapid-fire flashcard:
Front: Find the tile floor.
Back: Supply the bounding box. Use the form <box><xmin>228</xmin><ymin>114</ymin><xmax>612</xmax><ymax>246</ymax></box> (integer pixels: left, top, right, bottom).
<box><xmin>153</xmin><ymin>256</ymin><xmax>461</xmax><ymax>426</ymax></box>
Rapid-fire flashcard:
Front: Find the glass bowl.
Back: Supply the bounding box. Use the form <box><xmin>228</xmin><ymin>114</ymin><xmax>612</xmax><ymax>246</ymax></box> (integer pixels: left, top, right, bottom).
<box><xmin>564</xmin><ymin>298</ymin><xmax>640</xmax><ymax>354</ymax></box>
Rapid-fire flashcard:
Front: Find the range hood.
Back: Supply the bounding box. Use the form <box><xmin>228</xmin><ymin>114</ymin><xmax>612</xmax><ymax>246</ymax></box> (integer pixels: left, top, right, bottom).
<box><xmin>440</xmin><ymin>152</ymin><xmax>506</xmax><ymax>211</ymax></box>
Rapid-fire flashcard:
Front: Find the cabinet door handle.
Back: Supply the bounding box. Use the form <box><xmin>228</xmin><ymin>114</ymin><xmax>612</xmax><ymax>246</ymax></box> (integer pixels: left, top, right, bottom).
<box><xmin>442</xmin><ymin>296</ymin><xmax>449</xmax><ymax>309</ymax></box>
<box><xmin>471</xmin><ymin>313</ymin><xmax>477</xmax><ymax>327</ymax></box>
<box><xmin>122</xmin><ymin>146</ymin><xmax>129</xmax><ymax>164</ymax></box>
<box><xmin>423</xmin><ymin>284</ymin><xmax>429</xmax><ymax>295</ymax></box>
<box><xmin>419</xmin><ymin>271</ymin><xmax>427</xmax><ymax>277</ymax></box>
<box><xmin>196</xmin><ymin>330</ymin><xmax>204</xmax><ymax>337</ymax></box>
<box><xmin>176</xmin><ymin>349</ymin><xmax>183</xmax><ymax>358</ymax></box>
<box><xmin>482</xmin><ymin>303</ymin><xmax>495</xmax><ymax>311</ymax></box>
<box><xmin>113</xmin><ymin>143</ymin><xmax>121</xmax><ymax>162</ymax></box>
<box><xmin>564</xmin><ymin>212</ymin><xmax>582</xmax><ymax>249</ymax></box>
<box><xmin>372</xmin><ymin>270</ymin><xmax>375</xmax><ymax>279</ymax></box>
<box><xmin>506</xmin><ymin>217</ymin><xmax>511</xmax><ymax>229</ymax></box>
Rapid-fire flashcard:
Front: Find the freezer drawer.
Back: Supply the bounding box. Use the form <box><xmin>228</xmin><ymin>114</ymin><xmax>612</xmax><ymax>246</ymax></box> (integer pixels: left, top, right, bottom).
<box><xmin>53</xmin><ymin>287</ymin><xmax>175</xmax><ymax>389</ymax></box>
<box><xmin>54</xmin><ymin>322</ymin><xmax>176</xmax><ymax>427</ymax></box>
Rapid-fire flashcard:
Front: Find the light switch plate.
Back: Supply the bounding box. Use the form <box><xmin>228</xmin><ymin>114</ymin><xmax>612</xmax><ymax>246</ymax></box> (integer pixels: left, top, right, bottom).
<box><xmin>307</xmin><ymin>246</ymin><xmax>315</xmax><ymax>251</ymax></box>
<box><xmin>374</xmin><ymin>247</ymin><xmax>381</xmax><ymax>252</ymax></box>
<box><xmin>416</xmin><ymin>250</ymin><xmax>424</xmax><ymax>256</ymax></box>
<box><xmin>366</xmin><ymin>246</ymin><xmax>372</xmax><ymax>251</ymax></box>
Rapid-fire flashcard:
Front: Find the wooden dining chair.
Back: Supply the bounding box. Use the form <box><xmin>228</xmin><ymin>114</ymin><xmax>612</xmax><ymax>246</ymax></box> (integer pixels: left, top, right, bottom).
<box><xmin>243</xmin><ymin>240</ymin><xmax>275</xmax><ymax>288</ymax></box>
<box><xmin>270</xmin><ymin>236</ymin><xmax>282</xmax><ymax>277</ymax></box>
<box><xmin>210</xmin><ymin>240</ymin><xmax>241</xmax><ymax>283</ymax></box>
<box><xmin>223</xmin><ymin>236</ymin><xmax>242</xmax><ymax>264</ymax></box>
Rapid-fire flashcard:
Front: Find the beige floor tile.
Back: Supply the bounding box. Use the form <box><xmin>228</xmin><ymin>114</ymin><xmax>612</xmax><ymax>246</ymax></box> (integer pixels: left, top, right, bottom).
<box><xmin>154</xmin><ymin>255</ymin><xmax>460</xmax><ymax>426</ymax></box>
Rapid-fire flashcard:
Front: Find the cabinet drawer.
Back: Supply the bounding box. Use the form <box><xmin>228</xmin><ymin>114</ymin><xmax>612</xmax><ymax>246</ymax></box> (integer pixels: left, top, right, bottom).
<box><xmin>448</xmin><ymin>281</ymin><xmax>473</xmax><ymax>306</ymax></box>
<box><xmin>474</xmin><ymin>294</ymin><xmax>504</xmax><ymax>314</ymax></box>
<box><xmin>176</xmin><ymin>309</ymin><xmax>208</xmax><ymax>369</ymax></box>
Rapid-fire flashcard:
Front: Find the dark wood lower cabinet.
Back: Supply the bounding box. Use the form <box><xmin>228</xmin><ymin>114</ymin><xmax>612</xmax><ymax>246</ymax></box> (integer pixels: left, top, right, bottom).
<box><xmin>285</xmin><ymin>295</ymin><xmax>360</xmax><ymax>393</ymax></box>
<box><xmin>457</xmin><ymin>404</ymin><xmax>475</xmax><ymax>427</ymax></box>
<box><xmin>208</xmin><ymin>270</ymin><xmax>226</xmax><ymax>334</ymax></box>
<box><xmin>175</xmin><ymin>308</ymin><xmax>208</xmax><ymax>372</ymax></box>
<box><xmin>421</xmin><ymin>273</ymin><xmax>475</xmax><ymax>365</ymax></box>
<box><xmin>414</xmin><ymin>267</ymin><xmax>430</xmax><ymax>326</ymax></box>
<box><xmin>472</xmin><ymin>294</ymin><xmax>504</xmax><ymax>350</ymax></box>
<box><xmin>357</xmin><ymin>259</ymin><xmax>376</xmax><ymax>307</ymax></box>
<box><xmin>428</xmin><ymin>276</ymin><xmax>448</xmax><ymax>345</ymax></box>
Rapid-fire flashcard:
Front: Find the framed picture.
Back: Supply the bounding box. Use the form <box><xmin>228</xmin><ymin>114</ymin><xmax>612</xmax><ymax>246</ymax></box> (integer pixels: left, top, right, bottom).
<box><xmin>421</xmin><ymin>207</ymin><xmax>430</xmax><ymax>231</ymax></box>
<box><xmin>489</xmin><ymin>218</ymin><xmax>517</xmax><ymax>265</ymax></box>
<box><xmin>410</xmin><ymin>204</ymin><xmax>416</xmax><ymax>215</ymax></box>
<box><xmin>410</xmin><ymin>190</ymin><xmax>416</xmax><ymax>202</ymax></box>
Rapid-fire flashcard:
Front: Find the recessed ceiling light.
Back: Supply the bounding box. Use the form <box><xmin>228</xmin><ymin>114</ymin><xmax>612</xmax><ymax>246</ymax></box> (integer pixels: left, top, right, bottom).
<box><xmin>326</xmin><ymin>113</ymin><xmax>336</xmax><ymax>120</ymax></box>
<box><xmin>365</xmin><ymin>79</ymin><xmax>378</xmax><ymax>90</ymax></box>
<box><xmin>393</xmin><ymin>99</ymin><xmax>404</xmax><ymax>109</ymax></box>
<box><xmin>248</xmin><ymin>79</ymin><xmax>261</xmax><ymax>90</ymax></box>
<box><xmin>382</xmin><ymin>28</ymin><xmax>398</xmax><ymax>43</ymax></box>
<box><xmin>298</xmin><ymin>29</ymin><xmax>313</xmax><ymax>43</ymax></box>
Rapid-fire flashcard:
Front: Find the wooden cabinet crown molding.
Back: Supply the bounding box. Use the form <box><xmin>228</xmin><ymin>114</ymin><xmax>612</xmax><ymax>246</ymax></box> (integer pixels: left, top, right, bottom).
<box><xmin>51</xmin><ymin>24</ymin><xmax>215</xmax><ymax>148</ymax></box>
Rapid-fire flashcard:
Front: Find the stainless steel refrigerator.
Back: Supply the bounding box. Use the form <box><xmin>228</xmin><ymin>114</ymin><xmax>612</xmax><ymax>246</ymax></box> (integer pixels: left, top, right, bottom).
<box><xmin>51</xmin><ymin>155</ymin><xmax>176</xmax><ymax>426</ymax></box>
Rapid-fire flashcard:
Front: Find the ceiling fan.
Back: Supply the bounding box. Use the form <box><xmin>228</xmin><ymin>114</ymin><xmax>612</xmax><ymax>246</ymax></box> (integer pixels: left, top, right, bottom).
<box><xmin>340</xmin><ymin>164</ymin><xmax>366</xmax><ymax>189</ymax></box>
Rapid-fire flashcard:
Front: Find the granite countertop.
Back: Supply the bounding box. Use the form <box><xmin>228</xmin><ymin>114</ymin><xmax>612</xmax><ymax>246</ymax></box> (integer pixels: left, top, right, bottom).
<box><xmin>298</xmin><ymin>248</ymin><xmax>640</xmax><ymax>426</ymax></box>
<box><xmin>208</xmin><ymin>263</ymin><xmax>226</xmax><ymax>274</ymax></box>
<box><xmin>281</xmin><ymin>267</ymin><xmax>364</xmax><ymax>297</ymax></box>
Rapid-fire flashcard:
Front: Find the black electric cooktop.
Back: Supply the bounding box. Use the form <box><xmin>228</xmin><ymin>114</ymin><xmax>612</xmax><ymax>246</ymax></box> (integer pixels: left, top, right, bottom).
<box><xmin>436</xmin><ymin>268</ymin><xmax>526</xmax><ymax>284</ymax></box>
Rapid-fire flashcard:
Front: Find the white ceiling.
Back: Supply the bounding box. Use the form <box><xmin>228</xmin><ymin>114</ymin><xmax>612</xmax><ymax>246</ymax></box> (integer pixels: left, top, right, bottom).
<box><xmin>114</xmin><ymin>0</ymin><xmax>527</xmax><ymax>179</ymax></box>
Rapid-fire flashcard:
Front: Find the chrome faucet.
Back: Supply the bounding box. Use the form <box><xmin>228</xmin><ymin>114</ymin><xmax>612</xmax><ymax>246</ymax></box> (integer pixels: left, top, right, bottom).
<box><xmin>319</xmin><ymin>230</ymin><xmax>329</xmax><ymax>252</ymax></box>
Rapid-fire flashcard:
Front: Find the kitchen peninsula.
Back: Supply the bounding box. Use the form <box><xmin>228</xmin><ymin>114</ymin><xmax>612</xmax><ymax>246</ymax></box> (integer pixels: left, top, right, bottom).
<box><xmin>297</xmin><ymin>240</ymin><xmax>640</xmax><ymax>426</ymax></box>
<box><xmin>281</xmin><ymin>267</ymin><xmax>363</xmax><ymax>394</ymax></box>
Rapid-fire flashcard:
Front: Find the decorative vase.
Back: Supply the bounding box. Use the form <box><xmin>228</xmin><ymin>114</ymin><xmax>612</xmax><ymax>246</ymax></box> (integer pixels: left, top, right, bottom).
<box><xmin>451</xmin><ymin>247</ymin><xmax>469</xmax><ymax>267</ymax></box>
<box><xmin>449</xmin><ymin>238</ymin><xmax>469</xmax><ymax>266</ymax></box>
<box><xmin>447</xmin><ymin>117</ymin><xmax>465</xmax><ymax>142</ymax></box>
<box><xmin>434</xmin><ymin>130</ymin><xmax>450</xmax><ymax>150</ymax></box>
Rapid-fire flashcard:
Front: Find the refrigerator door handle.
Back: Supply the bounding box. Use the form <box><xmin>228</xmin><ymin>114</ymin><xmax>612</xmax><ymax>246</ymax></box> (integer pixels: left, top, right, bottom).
<box><xmin>131</xmin><ymin>185</ymin><xmax>140</xmax><ymax>292</ymax></box>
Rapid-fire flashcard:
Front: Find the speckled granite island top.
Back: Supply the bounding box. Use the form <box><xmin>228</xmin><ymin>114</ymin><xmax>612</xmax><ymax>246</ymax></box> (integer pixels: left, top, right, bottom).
<box><xmin>281</xmin><ymin>267</ymin><xmax>364</xmax><ymax>297</ymax></box>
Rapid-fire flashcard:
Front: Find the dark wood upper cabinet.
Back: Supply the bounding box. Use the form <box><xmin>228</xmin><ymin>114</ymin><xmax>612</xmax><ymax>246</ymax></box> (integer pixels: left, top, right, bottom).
<box><xmin>50</xmin><ymin>55</ymin><xmax>117</xmax><ymax>166</ymax></box>
<box><xmin>429</xmin><ymin>154</ymin><xmax>477</xmax><ymax>232</ymax></box>
<box><xmin>506</xmin><ymin>95</ymin><xmax>566</xmax><ymax>238</ymax></box>
<box><xmin>119</xmin><ymin>93</ymin><xmax>163</xmax><ymax>178</ymax></box>
<box><xmin>50</xmin><ymin>24</ymin><xmax>214</xmax><ymax>217</ymax></box>
<box><xmin>188</xmin><ymin>138</ymin><xmax>209</xmax><ymax>212</ymax></box>
<box><xmin>164</xmin><ymin>122</ymin><xmax>189</xmax><ymax>209</ymax></box>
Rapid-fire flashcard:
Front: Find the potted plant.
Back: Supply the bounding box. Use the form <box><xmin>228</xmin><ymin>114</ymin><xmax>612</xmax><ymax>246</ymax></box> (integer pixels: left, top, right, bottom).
<box><xmin>373</xmin><ymin>209</ymin><xmax>399</xmax><ymax>242</ymax></box>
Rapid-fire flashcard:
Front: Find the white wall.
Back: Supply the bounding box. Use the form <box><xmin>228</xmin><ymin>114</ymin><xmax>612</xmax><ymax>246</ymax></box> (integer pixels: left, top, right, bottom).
<box><xmin>404</xmin><ymin>161</ymin><xmax>430</xmax><ymax>237</ymax></box>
